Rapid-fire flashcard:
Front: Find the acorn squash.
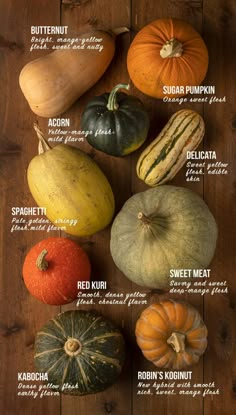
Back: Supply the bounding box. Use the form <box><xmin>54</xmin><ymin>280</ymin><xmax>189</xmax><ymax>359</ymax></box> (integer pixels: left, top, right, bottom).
<box><xmin>81</xmin><ymin>83</ymin><xmax>150</xmax><ymax>156</ymax></box>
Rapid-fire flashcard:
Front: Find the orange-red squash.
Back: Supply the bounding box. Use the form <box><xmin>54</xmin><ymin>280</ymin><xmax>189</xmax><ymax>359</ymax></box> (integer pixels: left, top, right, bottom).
<box><xmin>127</xmin><ymin>18</ymin><xmax>209</xmax><ymax>98</ymax></box>
<box><xmin>23</xmin><ymin>237</ymin><xmax>91</xmax><ymax>305</ymax></box>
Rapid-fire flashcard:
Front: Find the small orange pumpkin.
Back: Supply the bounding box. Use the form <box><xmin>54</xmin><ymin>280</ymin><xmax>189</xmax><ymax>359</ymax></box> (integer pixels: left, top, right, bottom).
<box><xmin>23</xmin><ymin>237</ymin><xmax>91</xmax><ymax>305</ymax></box>
<box><xmin>135</xmin><ymin>300</ymin><xmax>207</xmax><ymax>369</ymax></box>
<box><xmin>127</xmin><ymin>18</ymin><xmax>209</xmax><ymax>98</ymax></box>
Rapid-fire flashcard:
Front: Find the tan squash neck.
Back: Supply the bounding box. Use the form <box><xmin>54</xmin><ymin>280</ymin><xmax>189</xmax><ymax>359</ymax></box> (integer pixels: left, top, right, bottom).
<box><xmin>34</xmin><ymin>123</ymin><xmax>51</xmax><ymax>154</ymax></box>
<box><xmin>111</xmin><ymin>27</ymin><xmax>129</xmax><ymax>36</ymax></box>
<box><xmin>64</xmin><ymin>338</ymin><xmax>82</xmax><ymax>357</ymax></box>
<box><xmin>167</xmin><ymin>332</ymin><xmax>186</xmax><ymax>353</ymax></box>
<box><xmin>160</xmin><ymin>38</ymin><xmax>183</xmax><ymax>59</ymax></box>
<box><xmin>36</xmin><ymin>249</ymin><xmax>49</xmax><ymax>271</ymax></box>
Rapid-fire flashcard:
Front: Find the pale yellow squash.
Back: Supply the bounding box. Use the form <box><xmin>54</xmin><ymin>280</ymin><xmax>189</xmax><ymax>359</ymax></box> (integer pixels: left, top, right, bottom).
<box><xmin>27</xmin><ymin>125</ymin><xmax>115</xmax><ymax>236</ymax></box>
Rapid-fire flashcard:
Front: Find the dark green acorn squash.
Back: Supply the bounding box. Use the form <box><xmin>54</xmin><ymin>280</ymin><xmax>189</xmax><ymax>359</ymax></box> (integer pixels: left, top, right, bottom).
<box><xmin>34</xmin><ymin>310</ymin><xmax>125</xmax><ymax>395</ymax></box>
<box><xmin>81</xmin><ymin>83</ymin><xmax>150</xmax><ymax>157</ymax></box>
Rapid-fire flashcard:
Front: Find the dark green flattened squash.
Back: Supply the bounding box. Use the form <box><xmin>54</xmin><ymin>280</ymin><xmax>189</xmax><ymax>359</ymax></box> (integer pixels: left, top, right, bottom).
<box><xmin>81</xmin><ymin>83</ymin><xmax>150</xmax><ymax>157</ymax></box>
<box><xmin>34</xmin><ymin>310</ymin><xmax>125</xmax><ymax>395</ymax></box>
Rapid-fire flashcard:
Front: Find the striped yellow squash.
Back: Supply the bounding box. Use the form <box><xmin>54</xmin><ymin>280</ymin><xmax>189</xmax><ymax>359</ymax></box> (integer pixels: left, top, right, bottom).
<box><xmin>136</xmin><ymin>109</ymin><xmax>205</xmax><ymax>186</ymax></box>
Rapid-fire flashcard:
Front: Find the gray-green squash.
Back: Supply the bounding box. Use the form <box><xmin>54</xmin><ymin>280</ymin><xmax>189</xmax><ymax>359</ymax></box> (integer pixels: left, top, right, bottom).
<box><xmin>110</xmin><ymin>186</ymin><xmax>217</xmax><ymax>290</ymax></box>
<box><xmin>34</xmin><ymin>310</ymin><xmax>125</xmax><ymax>395</ymax></box>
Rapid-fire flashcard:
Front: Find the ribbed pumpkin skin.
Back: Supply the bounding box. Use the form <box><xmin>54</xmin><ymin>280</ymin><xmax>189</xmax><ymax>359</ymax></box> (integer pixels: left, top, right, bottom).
<box><xmin>23</xmin><ymin>237</ymin><xmax>91</xmax><ymax>305</ymax></box>
<box><xmin>127</xmin><ymin>18</ymin><xmax>209</xmax><ymax>98</ymax></box>
<box><xmin>110</xmin><ymin>186</ymin><xmax>217</xmax><ymax>290</ymax></box>
<box><xmin>34</xmin><ymin>310</ymin><xmax>125</xmax><ymax>395</ymax></box>
<box><xmin>136</xmin><ymin>300</ymin><xmax>208</xmax><ymax>370</ymax></box>
<box><xmin>81</xmin><ymin>91</ymin><xmax>150</xmax><ymax>157</ymax></box>
<box><xmin>27</xmin><ymin>144</ymin><xmax>115</xmax><ymax>237</ymax></box>
<box><xmin>19</xmin><ymin>31</ymin><xmax>115</xmax><ymax>117</ymax></box>
<box><xmin>137</xmin><ymin>109</ymin><xmax>205</xmax><ymax>186</ymax></box>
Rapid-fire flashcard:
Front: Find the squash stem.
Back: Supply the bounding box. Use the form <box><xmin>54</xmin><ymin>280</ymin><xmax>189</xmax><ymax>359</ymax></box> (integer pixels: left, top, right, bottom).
<box><xmin>65</xmin><ymin>338</ymin><xmax>82</xmax><ymax>357</ymax></box>
<box><xmin>36</xmin><ymin>249</ymin><xmax>49</xmax><ymax>271</ymax></box>
<box><xmin>160</xmin><ymin>38</ymin><xmax>183</xmax><ymax>59</ymax></box>
<box><xmin>138</xmin><ymin>211</ymin><xmax>152</xmax><ymax>225</ymax></box>
<box><xmin>167</xmin><ymin>332</ymin><xmax>186</xmax><ymax>353</ymax></box>
<box><xmin>34</xmin><ymin>123</ymin><xmax>51</xmax><ymax>154</ymax></box>
<box><xmin>107</xmin><ymin>83</ymin><xmax>130</xmax><ymax>111</ymax></box>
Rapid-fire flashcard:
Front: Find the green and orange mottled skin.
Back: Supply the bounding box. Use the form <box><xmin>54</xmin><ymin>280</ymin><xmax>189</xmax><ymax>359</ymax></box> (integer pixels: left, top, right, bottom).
<box><xmin>81</xmin><ymin>84</ymin><xmax>150</xmax><ymax>157</ymax></box>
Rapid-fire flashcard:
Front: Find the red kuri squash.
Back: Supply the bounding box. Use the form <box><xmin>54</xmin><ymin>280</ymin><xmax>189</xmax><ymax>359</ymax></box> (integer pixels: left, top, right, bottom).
<box><xmin>23</xmin><ymin>237</ymin><xmax>91</xmax><ymax>305</ymax></box>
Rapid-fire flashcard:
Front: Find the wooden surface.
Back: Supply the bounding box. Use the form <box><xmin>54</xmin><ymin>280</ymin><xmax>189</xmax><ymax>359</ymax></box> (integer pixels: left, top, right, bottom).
<box><xmin>0</xmin><ymin>0</ymin><xmax>235</xmax><ymax>414</ymax></box>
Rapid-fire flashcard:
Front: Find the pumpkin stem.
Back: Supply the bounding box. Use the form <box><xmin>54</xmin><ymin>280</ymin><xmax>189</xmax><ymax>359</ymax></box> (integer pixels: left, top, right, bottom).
<box><xmin>36</xmin><ymin>249</ymin><xmax>49</xmax><ymax>271</ymax></box>
<box><xmin>64</xmin><ymin>338</ymin><xmax>82</xmax><ymax>357</ymax></box>
<box><xmin>107</xmin><ymin>83</ymin><xmax>130</xmax><ymax>111</ymax></box>
<box><xmin>138</xmin><ymin>211</ymin><xmax>152</xmax><ymax>225</ymax></box>
<box><xmin>160</xmin><ymin>38</ymin><xmax>183</xmax><ymax>59</ymax></box>
<box><xmin>34</xmin><ymin>123</ymin><xmax>51</xmax><ymax>154</ymax></box>
<box><xmin>167</xmin><ymin>332</ymin><xmax>186</xmax><ymax>353</ymax></box>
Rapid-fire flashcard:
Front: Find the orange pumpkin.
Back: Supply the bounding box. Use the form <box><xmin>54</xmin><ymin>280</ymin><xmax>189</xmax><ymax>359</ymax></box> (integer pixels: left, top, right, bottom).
<box><xmin>23</xmin><ymin>237</ymin><xmax>91</xmax><ymax>305</ymax></box>
<box><xmin>127</xmin><ymin>18</ymin><xmax>209</xmax><ymax>98</ymax></box>
<box><xmin>135</xmin><ymin>300</ymin><xmax>208</xmax><ymax>369</ymax></box>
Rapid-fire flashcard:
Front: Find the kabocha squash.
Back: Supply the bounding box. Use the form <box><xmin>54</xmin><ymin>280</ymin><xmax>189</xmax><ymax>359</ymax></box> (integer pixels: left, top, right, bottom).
<box><xmin>135</xmin><ymin>300</ymin><xmax>208</xmax><ymax>370</ymax></box>
<box><xmin>23</xmin><ymin>237</ymin><xmax>91</xmax><ymax>305</ymax></box>
<box><xmin>110</xmin><ymin>186</ymin><xmax>217</xmax><ymax>290</ymax></box>
<box><xmin>19</xmin><ymin>27</ymin><xmax>128</xmax><ymax>117</ymax></box>
<box><xmin>137</xmin><ymin>109</ymin><xmax>205</xmax><ymax>186</ymax></box>
<box><xmin>27</xmin><ymin>124</ymin><xmax>115</xmax><ymax>236</ymax></box>
<box><xmin>34</xmin><ymin>310</ymin><xmax>125</xmax><ymax>395</ymax></box>
<box><xmin>81</xmin><ymin>83</ymin><xmax>150</xmax><ymax>157</ymax></box>
<box><xmin>127</xmin><ymin>18</ymin><xmax>209</xmax><ymax>99</ymax></box>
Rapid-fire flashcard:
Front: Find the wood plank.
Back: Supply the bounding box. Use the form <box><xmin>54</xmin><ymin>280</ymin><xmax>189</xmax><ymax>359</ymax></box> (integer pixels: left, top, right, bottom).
<box><xmin>203</xmin><ymin>0</ymin><xmax>236</xmax><ymax>414</ymax></box>
<box><xmin>0</xmin><ymin>1</ymin><xmax>61</xmax><ymax>414</ymax></box>
<box><xmin>60</xmin><ymin>1</ymin><xmax>132</xmax><ymax>414</ymax></box>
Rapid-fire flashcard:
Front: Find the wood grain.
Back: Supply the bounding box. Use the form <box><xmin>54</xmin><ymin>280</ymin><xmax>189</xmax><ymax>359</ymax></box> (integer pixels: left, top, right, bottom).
<box><xmin>203</xmin><ymin>1</ymin><xmax>236</xmax><ymax>414</ymax></box>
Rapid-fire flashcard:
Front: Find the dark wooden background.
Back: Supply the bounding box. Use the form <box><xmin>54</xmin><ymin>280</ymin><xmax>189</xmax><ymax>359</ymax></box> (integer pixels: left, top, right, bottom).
<box><xmin>0</xmin><ymin>0</ymin><xmax>236</xmax><ymax>414</ymax></box>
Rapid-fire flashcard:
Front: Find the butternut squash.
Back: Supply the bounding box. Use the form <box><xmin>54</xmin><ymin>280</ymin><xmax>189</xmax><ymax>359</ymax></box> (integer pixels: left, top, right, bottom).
<box><xmin>19</xmin><ymin>27</ymin><xmax>128</xmax><ymax>117</ymax></box>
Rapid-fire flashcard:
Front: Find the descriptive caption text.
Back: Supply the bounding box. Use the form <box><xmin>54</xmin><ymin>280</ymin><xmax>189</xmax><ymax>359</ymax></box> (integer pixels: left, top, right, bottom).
<box><xmin>137</xmin><ymin>371</ymin><xmax>220</xmax><ymax>397</ymax></box>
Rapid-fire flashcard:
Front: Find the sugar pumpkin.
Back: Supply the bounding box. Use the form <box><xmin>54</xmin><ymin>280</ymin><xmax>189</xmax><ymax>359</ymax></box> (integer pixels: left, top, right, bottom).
<box><xmin>27</xmin><ymin>124</ymin><xmax>115</xmax><ymax>237</ymax></box>
<box><xmin>110</xmin><ymin>186</ymin><xmax>217</xmax><ymax>290</ymax></box>
<box><xmin>23</xmin><ymin>237</ymin><xmax>91</xmax><ymax>305</ymax></box>
<box><xmin>135</xmin><ymin>300</ymin><xmax>208</xmax><ymax>369</ymax></box>
<box><xmin>127</xmin><ymin>18</ymin><xmax>209</xmax><ymax>98</ymax></box>
<box><xmin>34</xmin><ymin>310</ymin><xmax>125</xmax><ymax>395</ymax></box>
